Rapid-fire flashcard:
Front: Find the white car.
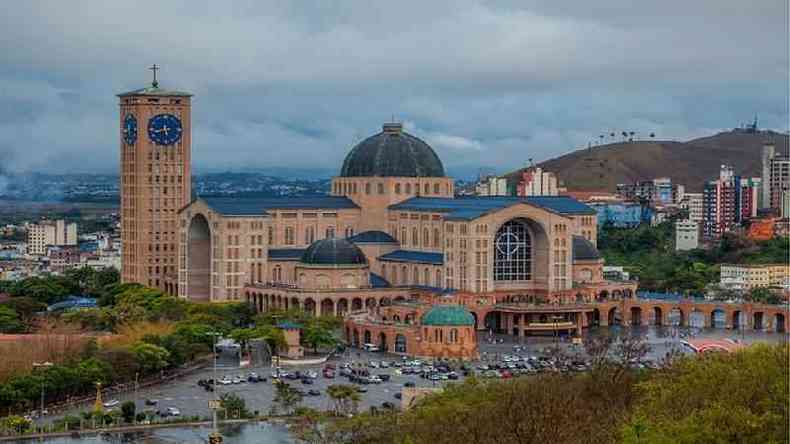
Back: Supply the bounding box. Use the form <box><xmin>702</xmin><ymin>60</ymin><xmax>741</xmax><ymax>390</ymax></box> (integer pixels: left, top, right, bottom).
<box><xmin>305</xmin><ymin>370</ymin><xmax>318</xmax><ymax>379</ymax></box>
<box><xmin>219</xmin><ymin>377</ymin><xmax>232</xmax><ymax>385</ymax></box>
<box><xmin>165</xmin><ymin>407</ymin><xmax>181</xmax><ymax>417</ymax></box>
<box><xmin>103</xmin><ymin>400</ymin><xmax>120</xmax><ymax>408</ymax></box>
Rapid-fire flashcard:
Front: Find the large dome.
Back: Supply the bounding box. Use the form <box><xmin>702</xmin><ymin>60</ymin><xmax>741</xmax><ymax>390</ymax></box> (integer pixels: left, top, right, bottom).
<box><xmin>301</xmin><ymin>238</ymin><xmax>368</xmax><ymax>266</ymax></box>
<box><xmin>340</xmin><ymin>123</ymin><xmax>445</xmax><ymax>178</ymax></box>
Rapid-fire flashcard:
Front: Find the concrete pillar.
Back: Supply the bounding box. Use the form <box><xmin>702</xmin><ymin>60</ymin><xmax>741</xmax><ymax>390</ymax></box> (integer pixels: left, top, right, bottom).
<box><xmin>575</xmin><ymin>313</ymin><xmax>583</xmax><ymax>337</ymax></box>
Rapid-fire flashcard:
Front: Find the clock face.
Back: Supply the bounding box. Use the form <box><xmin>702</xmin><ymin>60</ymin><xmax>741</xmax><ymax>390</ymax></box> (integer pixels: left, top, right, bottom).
<box><xmin>122</xmin><ymin>114</ymin><xmax>137</xmax><ymax>145</ymax></box>
<box><xmin>147</xmin><ymin>113</ymin><xmax>183</xmax><ymax>145</ymax></box>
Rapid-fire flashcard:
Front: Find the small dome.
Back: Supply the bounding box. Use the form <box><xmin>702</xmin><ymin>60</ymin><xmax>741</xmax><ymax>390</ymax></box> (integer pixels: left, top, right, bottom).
<box><xmin>421</xmin><ymin>305</ymin><xmax>475</xmax><ymax>326</ymax></box>
<box><xmin>301</xmin><ymin>238</ymin><xmax>368</xmax><ymax>266</ymax></box>
<box><xmin>572</xmin><ymin>235</ymin><xmax>601</xmax><ymax>260</ymax></box>
<box><xmin>340</xmin><ymin>123</ymin><xmax>445</xmax><ymax>178</ymax></box>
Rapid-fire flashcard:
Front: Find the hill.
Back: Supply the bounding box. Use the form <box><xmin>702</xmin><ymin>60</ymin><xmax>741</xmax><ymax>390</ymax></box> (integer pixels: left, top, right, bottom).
<box><xmin>505</xmin><ymin>130</ymin><xmax>789</xmax><ymax>192</ymax></box>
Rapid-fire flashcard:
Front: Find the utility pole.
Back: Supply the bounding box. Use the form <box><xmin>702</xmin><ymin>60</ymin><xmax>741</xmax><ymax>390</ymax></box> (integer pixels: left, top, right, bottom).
<box><xmin>32</xmin><ymin>361</ymin><xmax>53</xmax><ymax>420</ymax></box>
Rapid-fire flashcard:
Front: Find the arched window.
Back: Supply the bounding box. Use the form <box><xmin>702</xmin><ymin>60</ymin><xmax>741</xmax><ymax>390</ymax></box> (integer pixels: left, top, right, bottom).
<box><xmin>413</xmin><ymin>267</ymin><xmax>419</xmax><ymax>284</ymax></box>
<box><xmin>365</xmin><ymin>183</ymin><xmax>371</xmax><ymax>194</ymax></box>
<box><xmin>423</xmin><ymin>268</ymin><xmax>430</xmax><ymax>286</ymax></box>
<box><xmin>423</xmin><ymin>228</ymin><xmax>430</xmax><ymax>246</ymax></box>
<box><xmin>433</xmin><ymin>228</ymin><xmax>440</xmax><ymax>247</ymax></box>
<box><xmin>401</xmin><ymin>266</ymin><xmax>408</xmax><ymax>285</ymax></box>
<box><xmin>400</xmin><ymin>227</ymin><xmax>407</xmax><ymax>245</ymax></box>
<box><xmin>412</xmin><ymin>227</ymin><xmax>419</xmax><ymax>246</ymax></box>
<box><xmin>436</xmin><ymin>269</ymin><xmax>442</xmax><ymax>287</ymax></box>
<box><xmin>424</xmin><ymin>183</ymin><xmax>430</xmax><ymax>194</ymax></box>
<box><xmin>326</xmin><ymin>227</ymin><xmax>335</xmax><ymax>238</ymax></box>
<box><xmin>305</xmin><ymin>226</ymin><xmax>315</xmax><ymax>244</ymax></box>
<box><xmin>405</xmin><ymin>183</ymin><xmax>412</xmax><ymax>194</ymax></box>
<box><xmin>494</xmin><ymin>219</ymin><xmax>532</xmax><ymax>281</ymax></box>
<box><xmin>433</xmin><ymin>183</ymin><xmax>440</xmax><ymax>194</ymax></box>
<box><xmin>395</xmin><ymin>183</ymin><xmax>401</xmax><ymax>194</ymax></box>
<box><xmin>449</xmin><ymin>329</ymin><xmax>458</xmax><ymax>343</ymax></box>
<box><xmin>377</xmin><ymin>183</ymin><xmax>384</xmax><ymax>194</ymax></box>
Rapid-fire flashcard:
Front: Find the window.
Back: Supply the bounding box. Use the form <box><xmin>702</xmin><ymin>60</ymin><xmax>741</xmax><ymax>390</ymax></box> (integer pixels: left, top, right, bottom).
<box><xmin>377</xmin><ymin>183</ymin><xmax>384</xmax><ymax>194</ymax></box>
<box><xmin>395</xmin><ymin>183</ymin><xmax>401</xmax><ymax>194</ymax></box>
<box><xmin>424</xmin><ymin>184</ymin><xmax>430</xmax><ymax>194</ymax></box>
<box><xmin>365</xmin><ymin>183</ymin><xmax>371</xmax><ymax>194</ymax></box>
<box><xmin>412</xmin><ymin>227</ymin><xmax>419</xmax><ymax>246</ymax></box>
<box><xmin>326</xmin><ymin>226</ymin><xmax>335</xmax><ymax>238</ymax></box>
<box><xmin>433</xmin><ymin>228</ymin><xmax>440</xmax><ymax>247</ymax></box>
<box><xmin>423</xmin><ymin>228</ymin><xmax>430</xmax><ymax>246</ymax></box>
<box><xmin>285</xmin><ymin>227</ymin><xmax>295</xmax><ymax>245</ymax></box>
<box><xmin>433</xmin><ymin>183</ymin><xmax>440</xmax><ymax>194</ymax></box>
<box><xmin>305</xmin><ymin>226</ymin><xmax>315</xmax><ymax>244</ymax></box>
<box><xmin>405</xmin><ymin>183</ymin><xmax>412</xmax><ymax>194</ymax></box>
<box><xmin>494</xmin><ymin>219</ymin><xmax>532</xmax><ymax>281</ymax></box>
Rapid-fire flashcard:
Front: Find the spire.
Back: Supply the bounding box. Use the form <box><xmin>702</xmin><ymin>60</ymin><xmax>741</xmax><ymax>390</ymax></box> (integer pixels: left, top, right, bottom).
<box><xmin>149</xmin><ymin>64</ymin><xmax>160</xmax><ymax>88</ymax></box>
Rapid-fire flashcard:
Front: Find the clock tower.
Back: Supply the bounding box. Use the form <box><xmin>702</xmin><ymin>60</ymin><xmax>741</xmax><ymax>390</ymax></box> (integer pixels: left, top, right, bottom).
<box><xmin>118</xmin><ymin>66</ymin><xmax>192</xmax><ymax>294</ymax></box>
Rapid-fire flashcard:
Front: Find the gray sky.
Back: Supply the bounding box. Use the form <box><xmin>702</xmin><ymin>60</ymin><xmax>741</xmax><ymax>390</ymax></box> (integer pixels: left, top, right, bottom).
<box><xmin>0</xmin><ymin>0</ymin><xmax>787</xmax><ymax>176</ymax></box>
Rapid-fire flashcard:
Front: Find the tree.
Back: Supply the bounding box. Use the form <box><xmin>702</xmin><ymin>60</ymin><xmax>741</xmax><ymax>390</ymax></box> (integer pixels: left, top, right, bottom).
<box><xmin>273</xmin><ymin>381</ymin><xmax>303</xmax><ymax>415</ymax></box>
<box><xmin>302</xmin><ymin>323</ymin><xmax>337</xmax><ymax>354</ymax></box>
<box><xmin>622</xmin><ymin>344</ymin><xmax>788</xmax><ymax>443</ymax></box>
<box><xmin>0</xmin><ymin>306</ymin><xmax>24</xmax><ymax>333</ymax></box>
<box><xmin>131</xmin><ymin>342</ymin><xmax>171</xmax><ymax>374</ymax></box>
<box><xmin>2</xmin><ymin>297</ymin><xmax>45</xmax><ymax>325</ymax></box>
<box><xmin>120</xmin><ymin>401</ymin><xmax>136</xmax><ymax>423</ymax></box>
<box><xmin>220</xmin><ymin>392</ymin><xmax>250</xmax><ymax>419</ymax></box>
<box><xmin>326</xmin><ymin>384</ymin><xmax>360</xmax><ymax>416</ymax></box>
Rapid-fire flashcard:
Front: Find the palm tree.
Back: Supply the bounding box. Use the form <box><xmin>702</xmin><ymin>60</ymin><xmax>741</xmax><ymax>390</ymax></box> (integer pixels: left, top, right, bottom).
<box><xmin>327</xmin><ymin>384</ymin><xmax>360</xmax><ymax>416</ymax></box>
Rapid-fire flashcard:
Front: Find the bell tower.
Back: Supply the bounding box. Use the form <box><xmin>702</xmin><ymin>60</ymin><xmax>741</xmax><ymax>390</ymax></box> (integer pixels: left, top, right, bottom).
<box><xmin>118</xmin><ymin>66</ymin><xmax>192</xmax><ymax>294</ymax></box>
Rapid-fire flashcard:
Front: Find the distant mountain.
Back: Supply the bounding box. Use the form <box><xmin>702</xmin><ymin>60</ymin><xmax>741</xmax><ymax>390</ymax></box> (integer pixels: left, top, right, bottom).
<box><xmin>505</xmin><ymin>130</ymin><xmax>789</xmax><ymax>192</ymax></box>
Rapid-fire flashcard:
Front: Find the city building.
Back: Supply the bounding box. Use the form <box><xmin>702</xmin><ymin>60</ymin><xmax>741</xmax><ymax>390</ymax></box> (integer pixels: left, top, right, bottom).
<box><xmin>720</xmin><ymin>264</ymin><xmax>789</xmax><ymax>291</ymax></box>
<box><xmin>118</xmin><ymin>72</ymin><xmax>192</xmax><ymax>292</ymax></box>
<box><xmin>587</xmin><ymin>200</ymin><xmax>652</xmax><ymax>228</ymax></box>
<box><xmin>27</xmin><ymin>220</ymin><xmax>77</xmax><ymax>256</ymax></box>
<box><xmin>761</xmin><ymin>142</ymin><xmax>790</xmax><ymax>211</ymax></box>
<box><xmin>616</xmin><ymin>177</ymin><xmax>684</xmax><ymax>205</ymax></box>
<box><xmin>679</xmin><ymin>192</ymin><xmax>703</xmax><ymax>223</ymax></box>
<box><xmin>702</xmin><ymin>165</ymin><xmax>760</xmax><ymax>239</ymax></box>
<box><xmin>516</xmin><ymin>167</ymin><xmax>559</xmax><ymax>196</ymax></box>
<box><xmin>675</xmin><ymin>220</ymin><xmax>700</xmax><ymax>251</ymax></box>
<box><xmin>474</xmin><ymin>175</ymin><xmax>508</xmax><ymax>196</ymax></box>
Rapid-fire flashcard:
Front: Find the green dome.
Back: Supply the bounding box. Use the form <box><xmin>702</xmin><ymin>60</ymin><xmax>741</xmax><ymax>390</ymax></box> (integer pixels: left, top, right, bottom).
<box><xmin>421</xmin><ymin>305</ymin><xmax>475</xmax><ymax>326</ymax></box>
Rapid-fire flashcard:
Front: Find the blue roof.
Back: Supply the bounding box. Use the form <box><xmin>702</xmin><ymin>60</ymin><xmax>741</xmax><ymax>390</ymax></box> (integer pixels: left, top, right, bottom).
<box><xmin>370</xmin><ymin>273</ymin><xmax>391</xmax><ymax>288</ymax></box>
<box><xmin>379</xmin><ymin>250</ymin><xmax>444</xmax><ymax>265</ymax></box>
<box><xmin>268</xmin><ymin>248</ymin><xmax>306</xmax><ymax>261</ymax></box>
<box><xmin>198</xmin><ymin>196</ymin><xmax>359</xmax><ymax>216</ymax></box>
<box><xmin>347</xmin><ymin>230</ymin><xmax>398</xmax><ymax>244</ymax></box>
<box><xmin>389</xmin><ymin>196</ymin><xmax>595</xmax><ymax>220</ymax></box>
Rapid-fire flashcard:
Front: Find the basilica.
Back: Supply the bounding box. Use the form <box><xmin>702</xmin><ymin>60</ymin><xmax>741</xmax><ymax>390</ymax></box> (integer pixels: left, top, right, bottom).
<box><xmin>176</xmin><ymin>122</ymin><xmax>636</xmax><ymax>359</ymax></box>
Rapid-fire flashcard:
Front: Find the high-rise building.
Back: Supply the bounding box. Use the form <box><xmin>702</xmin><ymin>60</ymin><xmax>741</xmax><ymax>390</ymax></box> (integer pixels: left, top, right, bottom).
<box><xmin>516</xmin><ymin>167</ymin><xmax>558</xmax><ymax>196</ymax></box>
<box><xmin>702</xmin><ymin>165</ymin><xmax>760</xmax><ymax>238</ymax></box>
<box><xmin>27</xmin><ymin>220</ymin><xmax>77</xmax><ymax>256</ymax></box>
<box><xmin>118</xmin><ymin>68</ymin><xmax>192</xmax><ymax>294</ymax></box>
<box><xmin>474</xmin><ymin>175</ymin><xmax>508</xmax><ymax>196</ymax></box>
<box><xmin>616</xmin><ymin>177</ymin><xmax>683</xmax><ymax>205</ymax></box>
<box><xmin>761</xmin><ymin>142</ymin><xmax>790</xmax><ymax>211</ymax></box>
<box><xmin>680</xmin><ymin>192</ymin><xmax>703</xmax><ymax>223</ymax></box>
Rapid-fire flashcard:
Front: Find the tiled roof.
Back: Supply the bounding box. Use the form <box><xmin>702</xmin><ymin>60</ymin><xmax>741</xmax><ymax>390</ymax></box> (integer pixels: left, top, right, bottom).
<box><xmin>572</xmin><ymin>235</ymin><xmax>601</xmax><ymax>260</ymax></box>
<box><xmin>347</xmin><ymin>230</ymin><xmax>398</xmax><ymax>244</ymax></box>
<box><xmin>198</xmin><ymin>196</ymin><xmax>359</xmax><ymax>216</ymax></box>
<box><xmin>370</xmin><ymin>273</ymin><xmax>391</xmax><ymax>288</ymax></box>
<box><xmin>389</xmin><ymin>196</ymin><xmax>595</xmax><ymax>220</ymax></box>
<box><xmin>268</xmin><ymin>248</ymin><xmax>306</xmax><ymax>261</ymax></box>
<box><xmin>421</xmin><ymin>305</ymin><xmax>475</xmax><ymax>326</ymax></box>
<box><xmin>378</xmin><ymin>250</ymin><xmax>444</xmax><ymax>265</ymax></box>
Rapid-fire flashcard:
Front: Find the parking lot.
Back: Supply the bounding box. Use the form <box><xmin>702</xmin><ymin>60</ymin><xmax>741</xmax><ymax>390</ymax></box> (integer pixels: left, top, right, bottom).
<box><xmin>44</xmin><ymin>326</ymin><xmax>779</xmax><ymax>423</ymax></box>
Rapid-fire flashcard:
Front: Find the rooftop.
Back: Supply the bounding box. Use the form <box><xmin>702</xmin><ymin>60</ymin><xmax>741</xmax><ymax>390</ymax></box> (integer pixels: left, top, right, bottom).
<box><xmin>195</xmin><ymin>196</ymin><xmax>359</xmax><ymax>216</ymax></box>
<box><xmin>347</xmin><ymin>230</ymin><xmax>398</xmax><ymax>244</ymax></box>
<box><xmin>379</xmin><ymin>250</ymin><xmax>444</xmax><ymax>265</ymax></box>
<box><xmin>117</xmin><ymin>85</ymin><xmax>192</xmax><ymax>97</ymax></box>
<box><xmin>421</xmin><ymin>305</ymin><xmax>475</xmax><ymax>326</ymax></box>
<box><xmin>389</xmin><ymin>196</ymin><xmax>595</xmax><ymax>220</ymax></box>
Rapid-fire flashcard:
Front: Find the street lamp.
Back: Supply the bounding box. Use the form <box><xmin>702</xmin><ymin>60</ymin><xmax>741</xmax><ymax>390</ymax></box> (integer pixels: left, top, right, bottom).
<box><xmin>205</xmin><ymin>331</ymin><xmax>222</xmax><ymax>442</ymax></box>
<box><xmin>32</xmin><ymin>361</ymin><xmax>53</xmax><ymax>419</ymax></box>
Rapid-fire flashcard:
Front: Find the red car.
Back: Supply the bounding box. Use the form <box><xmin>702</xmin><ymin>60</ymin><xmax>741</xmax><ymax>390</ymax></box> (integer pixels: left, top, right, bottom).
<box><xmin>499</xmin><ymin>370</ymin><xmax>512</xmax><ymax>379</ymax></box>
<box><xmin>323</xmin><ymin>369</ymin><xmax>336</xmax><ymax>379</ymax></box>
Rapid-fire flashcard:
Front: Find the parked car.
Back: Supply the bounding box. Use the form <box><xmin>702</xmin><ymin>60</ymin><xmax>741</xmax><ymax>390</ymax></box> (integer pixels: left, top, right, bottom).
<box><xmin>307</xmin><ymin>389</ymin><xmax>321</xmax><ymax>396</ymax></box>
<box><xmin>363</xmin><ymin>343</ymin><xmax>380</xmax><ymax>352</ymax></box>
<box><xmin>161</xmin><ymin>407</ymin><xmax>181</xmax><ymax>417</ymax></box>
<box><xmin>404</xmin><ymin>381</ymin><xmax>416</xmax><ymax>387</ymax></box>
<box><xmin>144</xmin><ymin>399</ymin><xmax>158</xmax><ymax>406</ymax></box>
<box><xmin>103</xmin><ymin>400</ymin><xmax>119</xmax><ymax>408</ymax></box>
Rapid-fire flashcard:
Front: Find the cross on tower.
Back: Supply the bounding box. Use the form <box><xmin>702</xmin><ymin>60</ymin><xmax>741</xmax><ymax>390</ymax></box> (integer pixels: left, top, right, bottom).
<box><xmin>149</xmin><ymin>64</ymin><xmax>160</xmax><ymax>88</ymax></box>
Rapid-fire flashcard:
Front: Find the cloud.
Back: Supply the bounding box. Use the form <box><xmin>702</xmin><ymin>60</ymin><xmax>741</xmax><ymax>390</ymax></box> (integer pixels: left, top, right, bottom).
<box><xmin>0</xmin><ymin>0</ymin><xmax>786</xmax><ymax>176</ymax></box>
